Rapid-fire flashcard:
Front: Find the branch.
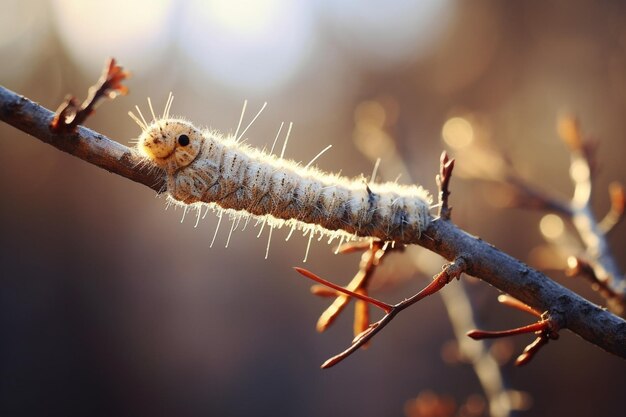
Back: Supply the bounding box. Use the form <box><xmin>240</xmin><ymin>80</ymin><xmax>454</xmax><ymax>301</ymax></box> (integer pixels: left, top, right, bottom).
<box><xmin>415</xmin><ymin>219</ymin><xmax>626</xmax><ymax>358</ymax></box>
<box><xmin>1</xmin><ymin>84</ymin><xmax>625</xmax><ymax>361</ymax></box>
<box><xmin>0</xmin><ymin>85</ymin><xmax>164</xmax><ymax>193</ymax></box>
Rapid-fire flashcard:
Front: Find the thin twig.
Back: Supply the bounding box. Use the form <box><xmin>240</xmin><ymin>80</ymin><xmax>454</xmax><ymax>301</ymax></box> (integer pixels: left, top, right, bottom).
<box><xmin>468</xmin><ymin>295</ymin><xmax>560</xmax><ymax>366</ymax></box>
<box><xmin>437</xmin><ymin>151</ymin><xmax>455</xmax><ymax>220</ymax></box>
<box><xmin>437</xmin><ymin>280</ymin><xmax>515</xmax><ymax>417</ymax></box>
<box><xmin>468</xmin><ymin>322</ymin><xmax>551</xmax><ymax>340</ymax></box>
<box><xmin>295</xmin><ymin>267</ymin><xmax>393</xmax><ymax>313</ymax></box>
<box><xmin>297</xmin><ymin>258</ymin><xmax>466</xmax><ymax>368</ymax></box>
<box><xmin>505</xmin><ymin>174</ymin><xmax>573</xmax><ymax>216</ymax></box>
<box><xmin>311</xmin><ymin>241</ymin><xmax>392</xmax><ymax>334</ymax></box>
<box><xmin>566</xmin><ymin>256</ymin><xmax>622</xmax><ymax>307</ymax></box>
<box><xmin>51</xmin><ymin>58</ymin><xmax>130</xmax><ymax>133</ymax></box>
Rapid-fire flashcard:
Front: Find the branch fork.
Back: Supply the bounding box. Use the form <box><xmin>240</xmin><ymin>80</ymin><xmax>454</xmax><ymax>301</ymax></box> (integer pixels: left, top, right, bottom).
<box><xmin>295</xmin><ymin>256</ymin><xmax>467</xmax><ymax>368</ymax></box>
<box><xmin>467</xmin><ymin>295</ymin><xmax>560</xmax><ymax>366</ymax></box>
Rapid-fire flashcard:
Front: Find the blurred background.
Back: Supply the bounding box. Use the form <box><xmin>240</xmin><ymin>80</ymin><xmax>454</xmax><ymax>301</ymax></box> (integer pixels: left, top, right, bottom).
<box><xmin>1</xmin><ymin>0</ymin><xmax>626</xmax><ymax>416</ymax></box>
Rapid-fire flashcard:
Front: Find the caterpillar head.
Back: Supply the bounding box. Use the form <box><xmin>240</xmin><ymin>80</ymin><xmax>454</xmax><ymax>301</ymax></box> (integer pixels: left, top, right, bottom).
<box><xmin>130</xmin><ymin>95</ymin><xmax>204</xmax><ymax>173</ymax></box>
<box><xmin>136</xmin><ymin>119</ymin><xmax>204</xmax><ymax>172</ymax></box>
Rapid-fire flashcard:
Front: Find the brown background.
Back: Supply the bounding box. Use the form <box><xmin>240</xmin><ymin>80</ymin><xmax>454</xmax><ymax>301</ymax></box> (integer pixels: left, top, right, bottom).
<box><xmin>1</xmin><ymin>1</ymin><xmax>625</xmax><ymax>416</ymax></box>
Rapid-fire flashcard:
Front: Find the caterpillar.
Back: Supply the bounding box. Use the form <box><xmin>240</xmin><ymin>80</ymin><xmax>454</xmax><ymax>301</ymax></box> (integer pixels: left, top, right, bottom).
<box><xmin>129</xmin><ymin>95</ymin><xmax>432</xmax><ymax>259</ymax></box>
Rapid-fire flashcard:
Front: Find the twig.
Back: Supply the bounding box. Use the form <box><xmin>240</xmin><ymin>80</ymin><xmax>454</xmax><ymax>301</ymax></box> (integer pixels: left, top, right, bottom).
<box><xmin>436</xmin><ymin>151</ymin><xmax>454</xmax><ymax>220</ymax></box>
<box><xmin>311</xmin><ymin>241</ymin><xmax>397</xmax><ymax>336</ymax></box>
<box><xmin>51</xmin><ymin>58</ymin><xmax>130</xmax><ymax>133</ymax></box>
<box><xmin>566</xmin><ymin>256</ymin><xmax>622</xmax><ymax>307</ymax></box>
<box><xmin>468</xmin><ymin>295</ymin><xmax>560</xmax><ymax>366</ymax></box>
<box><xmin>598</xmin><ymin>182</ymin><xmax>625</xmax><ymax>234</ymax></box>
<box><xmin>557</xmin><ymin>115</ymin><xmax>626</xmax><ymax>315</ymax></box>
<box><xmin>437</xmin><ymin>151</ymin><xmax>455</xmax><ymax>220</ymax></box>
<box><xmin>505</xmin><ymin>174</ymin><xmax>572</xmax><ymax>216</ymax></box>
<box><xmin>1</xmin><ymin>85</ymin><xmax>625</xmax><ymax>360</ymax></box>
<box><xmin>436</xmin><ymin>280</ymin><xmax>515</xmax><ymax>417</ymax></box>
<box><xmin>295</xmin><ymin>267</ymin><xmax>393</xmax><ymax>313</ymax></box>
<box><xmin>296</xmin><ymin>258</ymin><xmax>466</xmax><ymax>368</ymax></box>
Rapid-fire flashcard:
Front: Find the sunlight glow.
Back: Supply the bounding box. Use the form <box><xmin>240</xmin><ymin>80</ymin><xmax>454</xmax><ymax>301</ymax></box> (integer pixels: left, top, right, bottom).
<box><xmin>178</xmin><ymin>0</ymin><xmax>314</xmax><ymax>93</ymax></box>
<box><xmin>51</xmin><ymin>0</ymin><xmax>173</xmax><ymax>73</ymax></box>
<box><xmin>321</xmin><ymin>0</ymin><xmax>454</xmax><ymax>68</ymax></box>
<box><xmin>207</xmin><ymin>0</ymin><xmax>281</xmax><ymax>35</ymax></box>
<box><xmin>539</xmin><ymin>214</ymin><xmax>564</xmax><ymax>240</ymax></box>
<box><xmin>355</xmin><ymin>101</ymin><xmax>387</xmax><ymax>129</ymax></box>
<box><xmin>442</xmin><ymin>117</ymin><xmax>474</xmax><ymax>149</ymax></box>
<box><xmin>570</xmin><ymin>158</ymin><xmax>590</xmax><ymax>182</ymax></box>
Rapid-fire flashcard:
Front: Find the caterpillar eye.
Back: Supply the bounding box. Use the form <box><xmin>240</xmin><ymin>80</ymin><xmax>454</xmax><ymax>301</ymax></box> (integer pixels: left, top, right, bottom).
<box><xmin>178</xmin><ymin>134</ymin><xmax>190</xmax><ymax>147</ymax></box>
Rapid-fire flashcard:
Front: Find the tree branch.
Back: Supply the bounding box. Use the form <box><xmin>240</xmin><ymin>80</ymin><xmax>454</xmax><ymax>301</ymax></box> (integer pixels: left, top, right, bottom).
<box><xmin>415</xmin><ymin>219</ymin><xmax>626</xmax><ymax>358</ymax></box>
<box><xmin>0</xmin><ymin>85</ymin><xmax>164</xmax><ymax>193</ymax></box>
<box><xmin>1</xmin><ymin>84</ymin><xmax>625</xmax><ymax>360</ymax></box>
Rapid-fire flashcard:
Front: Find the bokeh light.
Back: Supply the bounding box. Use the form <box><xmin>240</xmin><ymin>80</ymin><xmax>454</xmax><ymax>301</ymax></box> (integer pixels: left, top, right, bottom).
<box><xmin>570</xmin><ymin>158</ymin><xmax>590</xmax><ymax>183</ymax></box>
<box><xmin>177</xmin><ymin>0</ymin><xmax>315</xmax><ymax>94</ymax></box>
<box><xmin>442</xmin><ymin>117</ymin><xmax>474</xmax><ymax>149</ymax></box>
<box><xmin>539</xmin><ymin>214</ymin><xmax>565</xmax><ymax>240</ymax></box>
<box><xmin>51</xmin><ymin>0</ymin><xmax>174</xmax><ymax>73</ymax></box>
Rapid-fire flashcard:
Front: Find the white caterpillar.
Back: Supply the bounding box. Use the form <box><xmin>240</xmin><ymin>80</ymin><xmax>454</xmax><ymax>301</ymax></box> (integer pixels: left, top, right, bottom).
<box><xmin>130</xmin><ymin>96</ymin><xmax>432</xmax><ymax>256</ymax></box>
